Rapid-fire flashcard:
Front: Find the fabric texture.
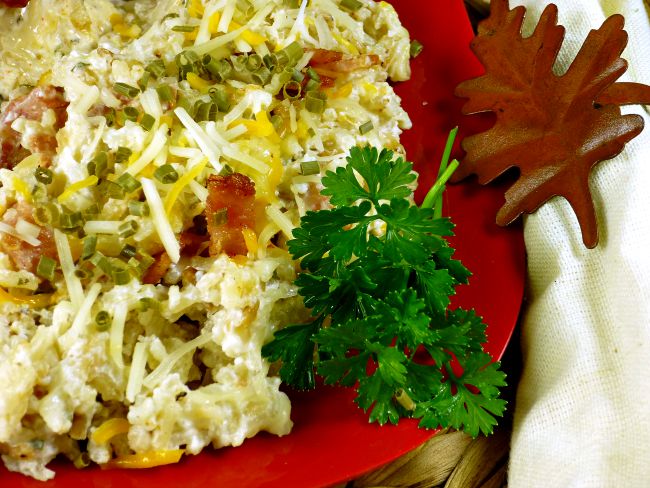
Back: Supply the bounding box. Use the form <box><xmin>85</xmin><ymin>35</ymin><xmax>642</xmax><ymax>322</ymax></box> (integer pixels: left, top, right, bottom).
<box><xmin>474</xmin><ymin>0</ymin><xmax>650</xmax><ymax>486</ymax></box>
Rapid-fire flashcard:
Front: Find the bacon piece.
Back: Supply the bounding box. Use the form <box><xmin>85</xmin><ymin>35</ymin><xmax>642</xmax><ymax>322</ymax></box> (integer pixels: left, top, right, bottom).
<box><xmin>0</xmin><ymin>202</ymin><xmax>57</xmax><ymax>274</ymax></box>
<box><xmin>205</xmin><ymin>173</ymin><xmax>256</xmax><ymax>257</ymax></box>
<box><xmin>142</xmin><ymin>232</ymin><xmax>208</xmax><ymax>285</ymax></box>
<box><xmin>310</xmin><ymin>52</ymin><xmax>381</xmax><ymax>77</ymax></box>
<box><xmin>0</xmin><ymin>85</ymin><xmax>68</xmax><ymax>169</ymax></box>
<box><xmin>309</xmin><ymin>49</ymin><xmax>344</xmax><ymax>65</ymax></box>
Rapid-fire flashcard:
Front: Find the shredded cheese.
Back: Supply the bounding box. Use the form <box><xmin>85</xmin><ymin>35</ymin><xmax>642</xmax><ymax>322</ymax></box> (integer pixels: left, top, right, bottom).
<box><xmin>141</xmin><ymin>178</ymin><xmax>181</xmax><ymax>263</ymax></box>
<box><xmin>266</xmin><ymin>205</ymin><xmax>295</xmax><ymax>240</ymax></box>
<box><xmin>164</xmin><ymin>159</ymin><xmax>208</xmax><ymax>215</ymax></box>
<box><xmin>126</xmin><ymin>124</ymin><xmax>168</xmax><ymax>176</ymax></box>
<box><xmin>57</xmin><ymin>175</ymin><xmax>99</xmax><ymax>203</ymax></box>
<box><xmin>109</xmin><ymin>300</ymin><xmax>128</xmax><ymax>369</ymax></box>
<box><xmin>0</xmin><ymin>221</ymin><xmax>41</xmax><ymax>247</ymax></box>
<box><xmin>143</xmin><ymin>333</ymin><xmax>211</xmax><ymax>389</ymax></box>
<box><xmin>59</xmin><ymin>282</ymin><xmax>102</xmax><ymax>349</ymax></box>
<box><xmin>91</xmin><ymin>418</ymin><xmax>130</xmax><ymax>445</ymax></box>
<box><xmin>126</xmin><ymin>340</ymin><xmax>147</xmax><ymax>403</ymax></box>
<box><xmin>174</xmin><ymin>108</ymin><xmax>222</xmax><ymax>170</ymax></box>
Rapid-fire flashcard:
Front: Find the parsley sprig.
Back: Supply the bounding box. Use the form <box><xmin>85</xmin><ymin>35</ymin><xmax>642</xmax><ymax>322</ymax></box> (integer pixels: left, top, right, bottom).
<box><xmin>263</xmin><ymin>135</ymin><xmax>507</xmax><ymax>437</ymax></box>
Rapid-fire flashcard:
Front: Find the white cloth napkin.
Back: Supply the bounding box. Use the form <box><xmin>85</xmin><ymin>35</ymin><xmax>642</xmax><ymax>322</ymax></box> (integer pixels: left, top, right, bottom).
<box><xmin>474</xmin><ymin>0</ymin><xmax>650</xmax><ymax>486</ymax></box>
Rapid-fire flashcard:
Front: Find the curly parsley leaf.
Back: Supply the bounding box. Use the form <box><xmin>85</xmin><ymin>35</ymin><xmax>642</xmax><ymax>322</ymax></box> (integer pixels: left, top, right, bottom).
<box><xmin>263</xmin><ymin>137</ymin><xmax>507</xmax><ymax>437</ymax></box>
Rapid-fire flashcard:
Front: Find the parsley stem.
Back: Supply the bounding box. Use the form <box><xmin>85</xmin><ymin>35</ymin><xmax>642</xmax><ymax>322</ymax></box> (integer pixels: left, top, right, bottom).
<box><xmin>421</xmin><ymin>159</ymin><xmax>459</xmax><ymax>211</ymax></box>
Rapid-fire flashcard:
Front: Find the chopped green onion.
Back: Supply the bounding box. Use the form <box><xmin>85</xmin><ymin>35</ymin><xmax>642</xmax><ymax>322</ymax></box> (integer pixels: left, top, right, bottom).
<box><xmin>300</xmin><ymin>161</ymin><xmax>320</xmax><ymax>176</ymax></box>
<box><xmin>212</xmin><ymin>208</ymin><xmax>228</xmax><ymax>226</ymax></box>
<box><xmin>72</xmin><ymin>62</ymin><xmax>90</xmax><ymax>72</ymax></box>
<box><xmin>305</xmin><ymin>94</ymin><xmax>326</xmax><ymax>114</ymax></box>
<box><xmin>340</xmin><ymin>0</ymin><xmax>363</xmax><ymax>11</ymax></box>
<box><xmin>95</xmin><ymin>310</ymin><xmax>111</xmax><ymax>331</ymax></box>
<box><xmin>128</xmin><ymin>200</ymin><xmax>150</xmax><ymax>216</ymax></box>
<box><xmin>105</xmin><ymin>108</ymin><xmax>116</xmax><ymax>127</ymax></box>
<box><xmin>31</xmin><ymin>183</ymin><xmax>46</xmax><ymax>200</ymax></box>
<box><xmin>36</xmin><ymin>256</ymin><xmax>57</xmax><ymax>280</ymax></box>
<box><xmin>81</xmin><ymin>235</ymin><xmax>97</xmax><ymax>260</ymax></box>
<box><xmin>138</xmin><ymin>296</ymin><xmax>159</xmax><ymax>312</ymax></box>
<box><xmin>82</xmin><ymin>203</ymin><xmax>100</xmax><ymax>219</ymax></box>
<box><xmin>162</xmin><ymin>13</ymin><xmax>180</xmax><ymax>21</ymax></box>
<box><xmin>154</xmin><ymin>164</ymin><xmax>179</xmax><ymax>184</ymax></box>
<box><xmin>194</xmin><ymin>101</ymin><xmax>217</xmax><ymax>122</ymax></box>
<box><xmin>137</xmin><ymin>253</ymin><xmax>155</xmax><ymax>273</ymax></box>
<box><xmin>246</xmin><ymin>54</ymin><xmax>263</xmax><ymax>71</ymax></box>
<box><xmin>59</xmin><ymin>210</ymin><xmax>84</xmax><ymax>229</ymax></box>
<box><xmin>231</xmin><ymin>55</ymin><xmax>247</xmax><ymax>72</ymax></box>
<box><xmin>283</xmin><ymin>80</ymin><xmax>302</xmax><ymax>100</ymax></box>
<box><xmin>34</xmin><ymin>167</ymin><xmax>53</xmax><ymax>185</ymax></box>
<box><xmin>270</xmin><ymin>115</ymin><xmax>283</xmax><ymax>132</ymax></box>
<box><xmin>156</xmin><ymin>84</ymin><xmax>174</xmax><ymax>102</ymax></box>
<box><xmin>292</xmin><ymin>69</ymin><xmax>305</xmax><ymax>83</ymax></box>
<box><xmin>304</xmin><ymin>79</ymin><xmax>320</xmax><ymax>92</ymax></box>
<box><xmin>172</xmin><ymin>25</ymin><xmax>197</xmax><ymax>32</ymax></box>
<box><xmin>359</xmin><ymin>120</ymin><xmax>374</xmax><ymax>134</ymax></box>
<box><xmin>410</xmin><ymin>39</ymin><xmax>424</xmax><ymax>59</ymax></box>
<box><xmin>119</xmin><ymin>220</ymin><xmax>139</xmax><ymax>238</ymax></box>
<box><xmin>33</xmin><ymin>203</ymin><xmax>59</xmax><ymax>226</ymax></box>
<box><xmin>101</xmin><ymin>180</ymin><xmax>125</xmax><ymax>199</ymax></box>
<box><xmin>87</xmin><ymin>152</ymin><xmax>108</xmax><ymax>177</ymax></box>
<box><xmin>112</xmin><ymin>265</ymin><xmax>132</xmax><ymax>285</ymax></box>
<box><xmin>116</xmin><ymin>172</ymin><xmax>142</xmax><ymax>193</ymax></box>
<box><xmin>263</xmin><ymin>54</ymin><xmax>277</xmax><ymax>71</ymax></box>
<box><xmin>306</xmin><ymin>67</ymin><xmax>320</xmax><ymax>82</ymax></box>
<box><xmin>115</xmin><ymin>146</ymin><xmax>133</xmax><ymax>164</ymax></box>
<box><xmin>74</xmin><ymin>267</ymin><xmax>92</xmax><ymax>279</ymax></box>
<box><xmin>30</xmin><ymin>439</ymin><xmax>45</xmax><ymax>450</ymax></box>
<box><xmin>140</xmin><ymin>113</ymin><xmax>156</xmax><ymax>131</ymax></box>
<box><xmin>252</xmin><ymin>67</ymin><xmax>272</xmax><ymax>85</ymax></box>
<box><xmin>205</xmin><ymin>57</ymin><xmax>232</xmax><ymax>82</ymax></box>
<box><xmin>123</xmin><ymin>106</ymin><xmax>139</xmax><ymax>122</ymax></box>
<box><xmin>138</xmin><ymin>72</ymin><xmax>151</xmax><ymax>90</ymax></box>
<box><xmin>208</xmin><ymin>88</ymin><xmax>230</xmax><ymax>112</ymax></box>
<box><xmin>113</xmin><ymin>82</ymin><xmax>140</xmax><ymax>98</ymax></box>
<box><xmin>219</xmin><ymin>164</ymin><xmax>234</xmax><ymax>176</ymax></box>
<box><xmin>285</xmin><ymin>0</ymin><xmax>300</xmax><ymax>7</ymax></box>
<box><xmin>177</xmin><ymin>95</ymin><xmax>197</xmax><ymax>118</ymax></box>
<box><xmin>90</xmin><ymin>252</ymin><xmax>112</xmax><ymax>275</ymax></box>
<box><xmin>277</xmin><ymin>42</ymin><xmax>303</xmax><ymax>66</ymax></box>
<box><xmin>120</xmin><ymin>244</ymin><xmax>137</xmax><ymax>259</ymax></box>
<box><xmin>146</xmin><ymin>59</ymin><xmax>166</xmax><ymax>78</ymax></box>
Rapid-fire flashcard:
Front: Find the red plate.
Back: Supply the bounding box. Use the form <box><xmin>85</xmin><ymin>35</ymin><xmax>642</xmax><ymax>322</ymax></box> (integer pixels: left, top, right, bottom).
<box><xmin>2</xmin><ymin>1</ymin><xmax>525</xmax><ymax>487</ymax></box>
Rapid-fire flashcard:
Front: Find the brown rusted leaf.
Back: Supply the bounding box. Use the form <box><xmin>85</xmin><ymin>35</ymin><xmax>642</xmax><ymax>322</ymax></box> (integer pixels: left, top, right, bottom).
<box><xmin>453</xmin><ymin>0</ymin><xmax>650</xmax><ymax>248</ymax></box>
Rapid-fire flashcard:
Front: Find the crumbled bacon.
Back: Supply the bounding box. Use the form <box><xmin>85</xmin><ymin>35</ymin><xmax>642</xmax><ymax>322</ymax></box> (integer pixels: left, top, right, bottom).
<box><xmin>0</xmin><ymin>0</ymin><xmax>29</xmax><ymax>6</ymax></box>
<box><xmin>0</xmin><ymin>85</ymin><xmax>68</xmax><ymax>169</ymax></box>
<box><xmin>205</xmin><ymin>173</ymin><xmax>256</xmax><ymax>257</ymax></box>
<box><xmin>142</xmin><ymin>232</ymin><xmax>209</xmax><ymax>285</ymax></box>
<box><xmin>309</xmin><ymin>49</ymin><xmax>381</xmax><ymax>76</ymax></box>
<box><xmin>0</xmin><ymin>202</ymin><xmax>57</xmax><ymax>274</ymax></box>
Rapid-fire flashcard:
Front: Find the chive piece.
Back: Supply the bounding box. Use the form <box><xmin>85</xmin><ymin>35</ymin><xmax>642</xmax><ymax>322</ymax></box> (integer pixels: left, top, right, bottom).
<box><xmin>219</xmin><ymin>164</ymin><xmax>234</xmax><ymax>176</ymax></box>
<box><xmin>252</xmin><ymin>67</ymin><xmax>272</xmax><ymax>85</ymax></box>
<box><xmin>112</xmin><ymin>265</ymin><xmax>132</xmax><ymax>286</ymax></box>
<box><xmin>115</xmin><ymin>146</ymin><xmax>133</xmax><ymax>164</ymax></box>
<box><xmin>119</xmin><ymin>220</ymin><xmax>139</xmax><ymax>238</ymax></box>
<box><xmin>270</xmin><ymin>115</ymin><xmax>283</xmax><ymax>132</ymax></box>
<box><xmin>340</xmin><ymin>0</ymin><xmax>363</xmax><ymax>11</ymax></box>
<box><xmin>83</xmin><ymin>203</ymin><xmax>100</xmax><ymax>219</ymax></box>
<box><xmin>31</xmin><ymin>183</ymin><xmax>46</xmax><ymax>200</ymax></box>
<box><xmin>359</xmin><ymin>120</ymin><xmax>374</xmax><ymax>134</ymax></box>
<box><xmin>128</xmin><ymin>200</ymin><xmax>150</xmax><ymax>216</ymax></box>
<box><xmin>246</xmin><ymin>54</ymin><xmax>263</xmax><ymax>72</ymax></box>
<box><xmin>305</xmin><ymin>95</ymin><xmax>326</xmax><ymax>114</ymax></box>
<box><xmin>162</xmin><ymin>13</ymin><xmax>180</xmax><ymax>21</ymax></box>
<box><xmin>410</xmin><ymin>39</ymin><xmax>424</xmax><ymax>59</ymax></box>
<box><xmin>90</xmin><ymin>252</ymin><xmax>112</xmax><ymax>275</ymax></box>
<box><xmin>138</xmin><ymin>296</ymin><xmax>159</xmax><ymax>312</ymax></box>
<box><xmin>30</xmin><ymin>439</ymin><xmax>45</xmax><ymax>450</ymax></box>
<box><xmin>156</xmin><ymin>84</ymin><xmax>174</xmax><ymax>102</ymax></box>
<box><xmin>113</xmin><ymin>82</ymin><xmax>140</xmax><ymax>98</ymax></box>
<box><xmin>123</xmin><ymin>106</ymin><xmax>139</xmax><ymax>122</ymax></box>
<box><xmin>138</xmin><ymin>71</ymin><xmax>151</xmax><ymax>90</ymax></box>
<box><xmin>283</xmin><ymin>80</ymin><xmax>302</xmax><ymax>100</ymax></box>
<box><xmin>87</xmin><ymin>152</ymin><xmax>108</xmax><ymax>177</ymax></box>
<box><xmin>116</xmin><ymin>172</ymin><xmax>142</xmax><ymax>193</ymax></box>
<box><xmin>208</xmin><ymin>88</ymin><xmax>230</xmax><ymax>112</ymax></box>
<box><xmin>195</xmin><ymin>102</ymin><xmax>217</xmax><ymax>122</ymax></box>
<box><xmin>33</xmin><ymin>203</ymin><xmax>59</xmax><ymax>226</ymax></box>
<box><xmin>205</xmin><ymin>58</ymin><xmax>232</xmax><ymax>82</ymax></box>
<box><xmin>81</xmin><ymin>235</ymin><xmax>97</xmax><ymax>260</ymax></box>
<box><xmin>34</xmin><ymin>167</ymin><xmax>53</xmax><ymax>185</ymax></box>
<box><xmin>278</xmin><ymin>42</ymin><xmax>303</xmax><ymax>66</ymax></box>
<box><xmin>146</xmin><ymin>59</ymin><xmax>166</xmax><ymax>78</ymax></box>
<box><xmin>292</xmin><ymin>69</ymin><xmax>305</xmax><ymax>83</ymax></box>
<box><xmin>105</xmin><ymin>108</ymin><xmax>116</xmax><ymax>127</ymax></box>
<box><xmin>177</xmin><ymin>95</ymin><xmax>197</xmax><ymax>117</ymax></box>
<box><xmin>74</xmin><ymin>267</ymin><xmax>92</xmax><ymax>279</ymax></box>
<box><xmin>306</xmin><ymin>66</ymin><xmax>320</xmax><ymax>82</ymax></box>
<box><xmin>300</xmin><ymin>161</ymin><xmax>320</xmax><ymax>176</ymax></box>
<box><xmin>102</xmin><ymin>180</ymin><xmax>125</xmax><ymax>199</ymax></box>
<box><xmin>95</xmin><ymin>310</ymin><xmax>111</xmax><ymax>331</ymax></box>
<box><xmin>304</xmin><ymin>79</ymin><xmax>319</xmax><ymax>92</ymax></box>
<box><xmin>231</xmin><ymin>55</ymin><xmax>247</xmax><ymax>72</ymax></box>
<box><xmin>59</xmin><ymin>211</ymin><xmax>83</xmax><ymax>229</ymax></box>
<box><xmin>263</xmin><ymin>54</ymin><xmax>277</xmax><ymax>71</ymax></box>
<box><xmin>36</xmin><ymin>256</ymin><xmax>57</xmax><ymax>280</ymax></box>
<box><xmin>154</xmin><ymin>164</ymin><xmax>179</xmax><ymax>184</ymax></box>
<box><xmin>285</xmin><ymin>0</ymin><xmax>300</xmax><ymax>7</ymax></box>
<box><xmin>212</xmin><ymin>208</ymin><xmax>228</xmax><ymax>226</ymax></box>
<box><xmin>72</xmin><ymin>62</ymin><xmax>90</xmax><ymax>72</ymax></box>
<box><xmin>120</xmin><ymin>244</ymin><xmax>137</xmax><ymax>259</ymax></box>
<box><xmin>140</xmin><ymin>113</ymin><xmax>155</xmax><ymax>131</ymax></box>
<box><xmin>172</xmin><ymin>25</ymin><xmax>197</xmax><ymax>32</ymax></box>
<box><xmin>137</xmin><ymin>253</ymin><xmax>155</xmax><ymax>274</ymax></box>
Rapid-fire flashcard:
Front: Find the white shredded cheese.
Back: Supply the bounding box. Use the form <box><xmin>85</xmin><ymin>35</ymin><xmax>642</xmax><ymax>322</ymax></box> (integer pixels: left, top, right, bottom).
<box><xmin>0</xmin><ymin>221</ymin><xmax>41</xmax><ymax>246</ymax></box>
<box><xmin>143</xmin><ymin>333</ymin><xmax>211</xmax><ymax>389</ymax></box>
<box><xmin>141</xmin><ymin>177</ymin><xmax>181</xmax><ymax>263</ymax></box>
<box><xmin>126</xmin><ymin>123</ymin><xmax>168</xmax><ymax>176</ymax></box>
<box><xmin>109</xmin><ymin>300</ymin><xmax>128</xmax><ymax>369</ymax></box>
<box><xmin>174</xmin><ymin>108</ymin><xmax>222</xmax><ymax>170</ymax></box>
<box><xmin>126</xmin><ymin>340</ymin><xmax>148</xmax><ymax>403</ymax></box>
<box><xmin>53</xmin><ymin>229</ymin><xmax>85</xmax><ymax>310</ymax></box>
<box><xmin>266</xmin><ymin>205</ymin><xmax>295</xmax><ymax>240</ymax></box>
